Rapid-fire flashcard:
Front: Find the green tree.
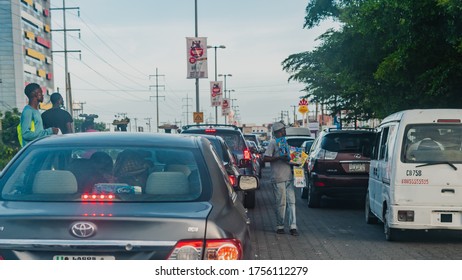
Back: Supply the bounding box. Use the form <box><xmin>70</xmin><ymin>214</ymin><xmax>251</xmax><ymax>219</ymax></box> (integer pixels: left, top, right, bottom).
<box><xmin>283</xmin><ymin>0</ymin><xmax>462</xmax><ymax>120</ymax></box>
<box><xmin>0</xmin><ymin>108</ymin><xmax>21</xmax><ymax>169</ymax></box>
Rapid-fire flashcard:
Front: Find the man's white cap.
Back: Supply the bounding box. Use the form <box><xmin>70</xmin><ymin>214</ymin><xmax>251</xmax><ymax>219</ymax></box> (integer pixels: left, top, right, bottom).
<box><xmin>272</xmin><ymin>122</ymin><xmax>285</xmax><ymax>132</ymax></box>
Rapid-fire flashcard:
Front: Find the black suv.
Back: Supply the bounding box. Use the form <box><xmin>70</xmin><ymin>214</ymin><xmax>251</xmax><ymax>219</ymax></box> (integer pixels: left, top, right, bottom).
<box><xmin>305</xmin><ymin>128</ymin><xmax>375</xmax><ymax>208</ymax></box>
<box><xmin>181</xmin><ymin>124</ymin><xmax>258</xmax><ymax>208</ymax></box>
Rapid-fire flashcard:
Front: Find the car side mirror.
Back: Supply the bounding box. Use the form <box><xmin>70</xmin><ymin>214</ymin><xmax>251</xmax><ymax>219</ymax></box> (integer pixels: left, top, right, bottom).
<box><xmin>238</xmin><ymin>175</ymin><xmax>259</xmax><ymax>191</ymax></box>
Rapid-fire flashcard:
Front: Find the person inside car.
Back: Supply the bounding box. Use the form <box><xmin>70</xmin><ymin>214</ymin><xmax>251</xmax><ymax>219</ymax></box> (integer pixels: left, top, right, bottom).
<box><xmin>113</xmin><ymin>150</ymin><xmax>151</xmax><ymax>190</ymax></box>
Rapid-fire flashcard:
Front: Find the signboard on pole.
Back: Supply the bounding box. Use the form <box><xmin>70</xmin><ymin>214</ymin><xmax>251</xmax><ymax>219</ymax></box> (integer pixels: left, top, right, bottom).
<box><xmin>210</xmin><ymin>81</ymin><xmax>223</xmax><ymax>107</ymax></box>
<box><xmin>193</xmin><ymin>112</ymin><xmax>204</xmax><ymax>123</ymax></box>
<box><xmin>298</xmin><ymin>98</ymin><xmax>309</xmax><ymax>114</ymax></box>
<box><xmin>186</xmin><ymin>37</ymin><xmax>208</xmax><ymax>79</ymax></box>
<box><xmin>221</xmin><ymin>98</ymin><xmax>230</xmax><ymax>116</ymax></box>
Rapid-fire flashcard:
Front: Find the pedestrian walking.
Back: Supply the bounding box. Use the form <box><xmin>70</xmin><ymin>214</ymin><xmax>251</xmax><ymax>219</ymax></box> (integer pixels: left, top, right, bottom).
<box><xmin>19</xmin><ymin>83</ymin><xmax>59</xmax><ymax>147</ymax></box>
<box><xmin>263</xmin><ymin>121</ymin><xmax>299</xmax><ymax>236</ymax></box>
<box><xmin>42</xmin><ymin>92</ymin><xmax>74</xmax><ymax>134</ymax></box>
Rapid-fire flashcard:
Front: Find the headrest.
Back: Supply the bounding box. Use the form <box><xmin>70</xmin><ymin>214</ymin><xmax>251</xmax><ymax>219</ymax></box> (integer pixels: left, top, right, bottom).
<box><xmin>145</xmin><ymin>172</ymin><xmax>189</xmax><ymax>195</ymax></box>
<box><xmin>33</xmin><ymin>170</ymin><xmax>78</xmax><ymax>194</ymax></box>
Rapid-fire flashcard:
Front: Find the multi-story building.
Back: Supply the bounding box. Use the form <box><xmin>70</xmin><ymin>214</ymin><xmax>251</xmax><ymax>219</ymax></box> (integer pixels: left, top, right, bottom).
<box><xmin>0</xmin><ymin>0</ymin><xmax>54</xmax><ymax>113</ymax></box>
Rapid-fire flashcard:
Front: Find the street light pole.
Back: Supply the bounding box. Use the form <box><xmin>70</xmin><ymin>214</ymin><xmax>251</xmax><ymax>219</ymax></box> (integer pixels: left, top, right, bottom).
<box><xmin>194</xmin><ymin>0</ymin><xmax>200</xmax><ymax>117</ymax></box>
<box><xmin>207</xmin><ymin>45</ymin><xmax>226</xmax><ymax>124</ymax></box>
<box><xmin>218</xmin><ymin>73</ymin><xmax>232</xmax><ymax>125</ymax></box>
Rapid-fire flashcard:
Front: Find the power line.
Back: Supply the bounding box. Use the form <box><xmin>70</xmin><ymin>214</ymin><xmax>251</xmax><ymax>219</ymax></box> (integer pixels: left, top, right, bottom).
<box><xmin>149</xmin><ymin>68</ymin><xmax>165</xmax><ymax>132</ymax></box>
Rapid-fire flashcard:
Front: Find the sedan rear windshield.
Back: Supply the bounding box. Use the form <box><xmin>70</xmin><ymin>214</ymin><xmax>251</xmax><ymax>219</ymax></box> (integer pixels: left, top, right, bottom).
<box><xmin>183</xmin><ymin>130</ymin><xmax>246</xmax><ymax>153</ymax></box>
<box><xmin>1</xmin><ymin>146</ymin><xmax>206</xmax><ymax>202</ymax></box>
<box><xmin>321</xmin><ymin>132</ymin><xmax>375</xmax><ymax>156</ymax></box>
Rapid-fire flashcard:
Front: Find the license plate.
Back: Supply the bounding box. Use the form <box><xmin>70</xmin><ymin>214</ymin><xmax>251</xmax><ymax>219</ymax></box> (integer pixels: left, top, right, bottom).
<box><xmin>54</xmin><ymin>255</ymin><xmax>115</xmax><ymax>260</ymax></box>
<box><xmin>349</xmin><ymin>163</ymin><xmax>365</xmax><ymax>172</ymax></box>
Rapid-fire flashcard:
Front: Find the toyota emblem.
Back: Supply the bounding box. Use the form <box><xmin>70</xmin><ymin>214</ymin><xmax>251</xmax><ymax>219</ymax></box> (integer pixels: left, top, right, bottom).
<box><xmin>70</xmin><ymin>222</ymin><xmax>97</xmax><ymax>238</ymax></box>
<box><xmin>354</xmin><ymin>154</ymin><xmax>362</xmax><ymax>159</ymax></box>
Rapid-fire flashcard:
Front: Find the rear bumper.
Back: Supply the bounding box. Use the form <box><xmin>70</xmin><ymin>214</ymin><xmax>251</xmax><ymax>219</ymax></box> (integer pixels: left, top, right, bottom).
<box><xmin>389</xmin><ymin>205</ymin><xmax>462</xmax><ymax>230</ymax></box>
<box><xmin>310</xmin><ymin>173</ymin><xmax>368</xmax><ymax>197</ymax></box>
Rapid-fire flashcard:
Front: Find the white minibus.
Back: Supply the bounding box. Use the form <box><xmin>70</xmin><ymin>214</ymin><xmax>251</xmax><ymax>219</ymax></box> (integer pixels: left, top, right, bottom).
<box><xmin>366</xmin><ymin>109</ymin><xmax>462</xmax><ymax>240</ymax></box>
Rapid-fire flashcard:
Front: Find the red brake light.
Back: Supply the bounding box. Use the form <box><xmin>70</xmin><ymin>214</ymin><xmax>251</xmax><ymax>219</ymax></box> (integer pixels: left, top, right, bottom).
<box><xmin>314</xmin><ymin>181</ymin><xmax>325</xmax><ymax>187</ymax></box>
<box><xmin>437</xmin><ymin>119</ymin><xmax>460</xmax><ymax>123</ymax></box>
<box><xmin>205</xmin><ymin>129</ymin><xmax>217</xmax><ymax>134</ymax></box>
<box><xmin>81</xmin><ymin>193</ymin><xmax>115</xmax><ymax>201</ymax></box>
<box><xmin>167</xmin><ymin>239</ymin><xmax>242</xmax><ymax>260</ymax></box>
<box><xmin>244</xmin><ymin>148</ymin><xmax>251</xmax><ymax>160</ymax></box>
<box><xmin>229</xmin><ymin>175</ymin><xmax>236</xmax><ymax>186</ymax></box>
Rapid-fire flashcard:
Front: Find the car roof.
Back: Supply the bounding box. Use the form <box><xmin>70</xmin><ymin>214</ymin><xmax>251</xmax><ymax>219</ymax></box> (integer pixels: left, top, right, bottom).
<box><xmin>182</xmin><ymin>124</ymin><xmax>242</xmax><ymax>132</ymax></box>
<box><xmin>29</xmin><ymin>132</ymin><xmax>201</xmax><ymax>148</ymax></box>
<box><xmin>322</xmin><ymin>128</ymin><xmax>375</xmax><ymax>135</ymax></box>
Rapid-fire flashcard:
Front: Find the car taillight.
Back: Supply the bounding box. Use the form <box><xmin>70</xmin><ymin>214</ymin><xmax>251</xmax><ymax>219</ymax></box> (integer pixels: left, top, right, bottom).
<box><xmin>205</xmin><ymin>129</ymin><xmax>217</xmax><ymax>134</ymax></box>
<box><xmin>167</xmin><ymin>239</ymin><xmax>242</xmax><ymax>260</ymax></box>
<box><xmin>244</xmin><ymin>148</ymin><xmax>251</xmax><ymax>160</ymax></box>
<box><xmin>229</xmin><ymin>175</ymin><xmax>236</xmax><ymax>186</ymax></box>
<box><xmin>0</xmin><ymin>255</ymin><xmax>4</xmax><ymax>260</ymax></box>
<box><xmin>81</xmin><ymin>194</ymin><xmax>115</xmax><ymax>201</ymax></box>
<box><xmin>317</xmin><ymin>149</ymin><xmax>337</xmax><ymax>160</ymax></box>
<box><xmin>314</xmin><ymin>181</ymin><xmax>326</xmax><ymax>187</ymax></box>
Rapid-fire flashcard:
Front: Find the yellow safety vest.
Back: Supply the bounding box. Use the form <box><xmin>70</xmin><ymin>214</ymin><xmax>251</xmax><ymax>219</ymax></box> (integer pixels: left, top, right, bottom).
<box><xmin>17</xmin><ymin>121</ymin><xmax>35</xmax><ymax>147</ymax></box>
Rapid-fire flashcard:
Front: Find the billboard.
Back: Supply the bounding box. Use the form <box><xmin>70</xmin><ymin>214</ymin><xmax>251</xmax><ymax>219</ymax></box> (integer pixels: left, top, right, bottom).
<box><xmin>186</xmin><ymin>37</ymin><xmax>208</xmax><ymax>79</ymax></box>
<box><xmin>210</xmin><ymin>81</ymin><xmax>223</xmax><ymax>107</ymax></box>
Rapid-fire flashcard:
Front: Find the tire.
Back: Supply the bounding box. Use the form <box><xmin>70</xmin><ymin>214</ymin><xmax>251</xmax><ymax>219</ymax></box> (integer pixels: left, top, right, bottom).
<box><xmin>365</xmin><ymin>192</ymin><xmax>378</xmax><ymax>224</ymax></box>
<box><xmin>384</xmin><ymin>206</ymin><xmax>398</xmax><ymax>241</ymax></box>
<box><xmin>307</xmin><ymin>179</ymin><xmax>321</xmax><ymax>208</ymax></box>
<box><xmin>301</xmin><ymin>174</ymin><xmax>309</xmax><ymax>199</ymax></box>
<box><xmin>243</xmin><ymin>190</ymin><xmax>256</xmax><ymax>209</ymax></box>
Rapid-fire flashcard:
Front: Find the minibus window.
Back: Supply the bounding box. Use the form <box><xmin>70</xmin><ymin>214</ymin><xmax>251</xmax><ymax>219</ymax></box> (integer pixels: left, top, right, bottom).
<box><xmin>403</xmin><ymin>124</ymin><xmax>462</xmax><ymax>163</ymax></box>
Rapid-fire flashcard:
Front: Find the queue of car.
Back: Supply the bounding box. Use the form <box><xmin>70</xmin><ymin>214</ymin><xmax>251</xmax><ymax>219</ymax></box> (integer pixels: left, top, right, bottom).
<box><xmin>1</xmin><ymin>111</ymin><xmax>460</xmax><ymax>260</ymax></box>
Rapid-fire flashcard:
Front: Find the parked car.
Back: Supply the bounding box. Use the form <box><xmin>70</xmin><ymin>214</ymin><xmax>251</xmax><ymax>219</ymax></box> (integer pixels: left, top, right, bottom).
<box><xmin>0</xmin><ymin>132</ymin><xmax>258</xmax><ymax>260</ymax></box>
<box><xmin>181</xmin><ymin>124</ymin><xmax>258</xmax><ymax>208</ymax></box>
<box><xmin>246</xmin><ymin>140</ymin><xmax>262</xmax><ymax>178</ymax></box>
<box><xmin>305</xmin><ymin>128</ymin><xmax>375</xmax><ymax>207</ymax></box>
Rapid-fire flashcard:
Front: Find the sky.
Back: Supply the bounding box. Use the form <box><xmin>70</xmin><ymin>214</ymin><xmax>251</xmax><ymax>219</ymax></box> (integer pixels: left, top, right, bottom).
<box><xmin>50</xmin><ymin>0</ymin><xmax>336</xmax><ymax>131</ymax></box>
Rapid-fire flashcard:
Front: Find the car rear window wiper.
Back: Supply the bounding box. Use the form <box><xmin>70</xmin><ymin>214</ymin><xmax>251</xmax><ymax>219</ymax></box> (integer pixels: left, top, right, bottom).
<box><xmin>416</xmin><ymin>162</ymin><xmax>458</xmax><ymax>171</ymax></box>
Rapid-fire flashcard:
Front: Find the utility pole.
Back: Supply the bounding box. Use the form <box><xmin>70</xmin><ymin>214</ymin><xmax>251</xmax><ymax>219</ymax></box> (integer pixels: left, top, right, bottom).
<box><xmin>281</xmin><ymin>110</ymin><xmax>289</xmax><ymax>124</ymax></box>
<box><xmin>194</xmin><ymin>0</ymin><xmax>200</xmax><ymax>118</ymax></box>
<box><xmin>290</xmin><ymin>105</ymin><xmax>297</xmax><ymax>126</ymax></box>
<box><xmin>182</xmin><ymin>93</ymin><xmax>193</xmax><ymax>126</ymax></box>
<box><xmin>133</xmin><ymin>118</ymin><xmax>138</xmax><ymax>132</ymax></box>
<box><xmin>145</xmin><ymin>117</ymin><xmax>152</xmax><ymax>132</ymax></box>
<box><xmin>149</xmin><ymin>68</ymin><xmax>165</xmax><ymax>132</ymax></box>
<box><xmin>50</xmin><ymin>0</ymin><xmax>81</xmax><ymax>117</ymax></box>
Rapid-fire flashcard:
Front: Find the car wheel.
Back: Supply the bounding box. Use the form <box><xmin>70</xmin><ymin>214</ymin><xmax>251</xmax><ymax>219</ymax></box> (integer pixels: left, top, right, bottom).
<box><xmin>307</xmin><ymin>179</ymin><xmax>321</xmax><ymax>208</ymax></box>
<box><xmin>365</xmin><ymin>192</ymin><xmax>378</xmax><ymax>224</ymax></box>
<box><xmin>243</xmin><ymin>190</ymin><xmax>256</xmax><ymax>209</ymax></box>
<box><xmin>384</xmin><ymin>205</ymin><xmax>397</xmax><ymax>241</ymax></box>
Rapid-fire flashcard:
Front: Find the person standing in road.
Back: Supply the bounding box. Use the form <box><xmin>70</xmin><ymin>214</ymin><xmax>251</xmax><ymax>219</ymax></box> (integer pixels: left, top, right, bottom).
<box><xmin>263</xmin><ymin>121</ymin><xmax>299</xmax><ymax>236</ymax></box>
<box><xmin>20</xmin><ymin>83</ymin><xmax>59</xmax><ymax>147</ymax></box>
<box><xmin>42</xmin><ymin>92</ymin><xmax>74</xmax><ymax>134</ymax></box>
